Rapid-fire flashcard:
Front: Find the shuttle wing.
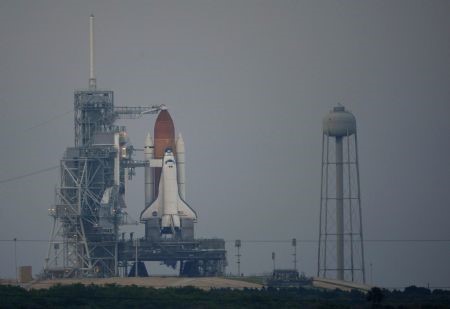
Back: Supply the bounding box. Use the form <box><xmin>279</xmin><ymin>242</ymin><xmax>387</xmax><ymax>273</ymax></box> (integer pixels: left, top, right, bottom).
<box><xmin>177</xmin><ymin>197</ymin><xmax>197</xmax><ymax>220</ymax></box>
<box><xmin>141</xmin><ymin>178</ymin><xmax>197</xmax><ymax>221</ymax></box>
<box><xmin>140</xmin><ymin>194</ymin><xmax>161</xmax><ymax>220</ymax></box>
<box><xmin>140</xmin><ymin>174</ymin><xmax>163</xmax><ymax>220</ymax></box>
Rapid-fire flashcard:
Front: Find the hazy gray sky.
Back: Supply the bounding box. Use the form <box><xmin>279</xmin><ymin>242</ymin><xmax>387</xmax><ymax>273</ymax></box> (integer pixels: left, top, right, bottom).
<box><xmin>0</xmin><ymin>0</ymin><xmax>449</xmax><ymax>288</ymax></box>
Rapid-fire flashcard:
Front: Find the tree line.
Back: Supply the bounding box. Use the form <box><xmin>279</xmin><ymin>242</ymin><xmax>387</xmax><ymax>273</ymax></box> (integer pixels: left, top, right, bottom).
<box><xmin>0</xmin><ymin>284</ymin><xmax>449</xmax><ymax>308</ymax></box>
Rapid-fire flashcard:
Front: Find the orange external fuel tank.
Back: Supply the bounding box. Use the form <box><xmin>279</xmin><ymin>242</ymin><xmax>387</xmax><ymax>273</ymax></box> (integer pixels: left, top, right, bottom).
<box><xmin>153</xmin><ymin>110</ymin><xmax>176</xmax><ymax>197</ymax></box>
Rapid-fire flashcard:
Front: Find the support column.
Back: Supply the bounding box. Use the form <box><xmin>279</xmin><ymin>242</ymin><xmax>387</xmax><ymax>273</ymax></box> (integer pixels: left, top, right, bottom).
<box><xmin>335</xmin><ymin>136</ymin><xmax>344</xmax><ymax>280</ymax></box>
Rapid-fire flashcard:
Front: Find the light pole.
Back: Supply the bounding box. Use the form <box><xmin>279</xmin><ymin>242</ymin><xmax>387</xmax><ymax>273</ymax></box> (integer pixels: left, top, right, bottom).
<box><xmin>13</xmin><ymin>238</ymin><xmax>17</xmax><ymax>283</ymax></box>
<box><xmin>54</xmin><ymin>243</ymin><xmax>59</xmax><ymax>267</ymax></box>
<box><xmin>272</xmin><ymin>252</ymin><xmax>276</xmax><ymax>271</ymax></box>
<box><xmin>134</xmin><ymin>238</ymin><xmax>139</xmax><ymax>278</ymax></box>
<box><xmin>292</xmin><ymin>238</ymin><xmax>297</xmax><ymax>271</ymax></box>
<box><xmin>235</xmin><ymin>240</ymin><xmax>241</xmax><ymax>276</ymax></box>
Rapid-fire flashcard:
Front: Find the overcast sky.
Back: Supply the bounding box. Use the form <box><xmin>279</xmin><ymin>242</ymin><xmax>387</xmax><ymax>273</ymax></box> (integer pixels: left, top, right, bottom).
<box><xmin>0</xmin><ymin>0</ymin><xmax>449</xmax><ymax>288</ymax></box>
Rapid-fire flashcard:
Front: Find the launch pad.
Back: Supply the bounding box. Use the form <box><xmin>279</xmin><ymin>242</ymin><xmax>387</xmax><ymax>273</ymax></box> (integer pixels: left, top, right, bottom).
<box><xmin>118</xmin><ymin>239</ymin><xmax>226</xmax><ymax>277</ymax></box>
<box><xmin>43</xmin><ymin>16</ymin><xmax>226</xmax><ymax>279</ymax></box>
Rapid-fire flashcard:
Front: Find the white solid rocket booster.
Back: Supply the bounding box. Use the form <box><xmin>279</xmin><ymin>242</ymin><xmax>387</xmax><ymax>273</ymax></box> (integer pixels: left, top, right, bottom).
<box><xmin>144</xmin><ymin>133</ymin><xmax>154</xmax><ymax>206</ymax></box>
<box><xmin>176</xmin><ymin>133</ymin><xmax>186</xmax><ymax>200</ymax></box>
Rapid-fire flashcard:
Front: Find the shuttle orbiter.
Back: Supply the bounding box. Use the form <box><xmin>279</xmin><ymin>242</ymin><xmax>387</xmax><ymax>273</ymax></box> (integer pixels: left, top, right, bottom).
<box><xmin>141</xmin><ymin>148</ymin><xmax>197</xmax><ymax>234</ymax></box>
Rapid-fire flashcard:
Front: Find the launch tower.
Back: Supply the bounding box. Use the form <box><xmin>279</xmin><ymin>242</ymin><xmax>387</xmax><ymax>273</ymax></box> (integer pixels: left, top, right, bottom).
<box><xmin>317</xmin><ymin>104</ymin><xmax>366</xmax><ymax>283</ymax></box>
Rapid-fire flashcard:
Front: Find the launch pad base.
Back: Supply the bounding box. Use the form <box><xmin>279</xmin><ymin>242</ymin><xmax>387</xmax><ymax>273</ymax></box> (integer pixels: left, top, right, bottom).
<box><xmin>118</xmin><ymin>238</ymin><xmax>226</xmax><ymax>277</ymax></box>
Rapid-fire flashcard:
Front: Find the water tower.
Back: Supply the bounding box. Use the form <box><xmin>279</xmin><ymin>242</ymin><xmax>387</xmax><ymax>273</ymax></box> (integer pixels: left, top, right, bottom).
<box><xmin>317</xmin><ymin>104</ymin><xmax>366</xmax><ymax>283</ymax></box>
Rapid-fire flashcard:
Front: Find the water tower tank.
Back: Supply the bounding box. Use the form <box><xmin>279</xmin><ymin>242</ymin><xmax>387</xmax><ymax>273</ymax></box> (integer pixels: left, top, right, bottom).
<box><xmin>323</xmin><ymin>105</ymin><xmax>356</xmax><ymax>137</ymax></box>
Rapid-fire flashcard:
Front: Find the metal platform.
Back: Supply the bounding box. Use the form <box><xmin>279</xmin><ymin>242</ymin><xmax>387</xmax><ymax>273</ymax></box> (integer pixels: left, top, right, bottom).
<box><xmin>118</xmin><ymin>238</ymin><xmax>227</xmax><ymax>277</ymax></box>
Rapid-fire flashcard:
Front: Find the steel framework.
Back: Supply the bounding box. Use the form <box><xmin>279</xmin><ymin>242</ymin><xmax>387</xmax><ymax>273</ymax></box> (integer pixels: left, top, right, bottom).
<box><xmin>118</xmin><ymin>239</ymin><xmax>227</xmax><ymax>277</ymax></box>
<box><xmin>45</xmin><ymin>89</ymin><xmax>160</xmax><ymax>278</ymax></box>
<box><xmin>317</xmin><ymin>129</ymin><xmax>366</xmax><ymax>283</ymax></box>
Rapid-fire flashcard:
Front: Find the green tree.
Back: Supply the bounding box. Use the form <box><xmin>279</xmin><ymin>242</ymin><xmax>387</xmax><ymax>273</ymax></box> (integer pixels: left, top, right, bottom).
<box><xmin>367</xmin><ymin>287</ymin><xmax>384</xmax><ymax>306</ymax></box>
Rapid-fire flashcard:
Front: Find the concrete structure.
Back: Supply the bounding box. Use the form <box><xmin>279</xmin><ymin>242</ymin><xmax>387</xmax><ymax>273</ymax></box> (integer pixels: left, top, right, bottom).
<box><xmin>266</xmin><ymin>269</ymin><xmax>312</xmax><ymax>288</ymax></box>
<box><xmin>27</xmin><ymin>276</ymin><xmax>262</xmax><ymax>290</ymax></box>
<box><xmin>312</xmin><ymin>277</ymin><xmax>372</xmax><ymax>293</ymax></box>
<box><xmin>318</xmin><ymin>104</ymin><xmax>366</xmax><ymax>283</ymax></box>
<box><xmin>19</xmin><ymin>266</ymin><xmax>33</xmax><ymax>283</ymax></box>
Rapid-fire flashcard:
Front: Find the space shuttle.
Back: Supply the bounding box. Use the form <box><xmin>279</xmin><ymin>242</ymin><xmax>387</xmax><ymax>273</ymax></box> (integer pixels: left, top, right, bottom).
<box><xmin>141</xmin><ymin>148</ymin><xmax>197</xmax><ymax>234</ymax></box>
<box><xmin>140</xmin><ymin>108</ymin><xmax>197</xmax><ymax>240</ymax></box>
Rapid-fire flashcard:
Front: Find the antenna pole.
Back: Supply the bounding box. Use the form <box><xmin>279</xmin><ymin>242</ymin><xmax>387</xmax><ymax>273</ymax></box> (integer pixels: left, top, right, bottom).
<box><xmin>89</xmin><ymin>14</ymin><xmax>96</xmax><ymax>89</ymax></box>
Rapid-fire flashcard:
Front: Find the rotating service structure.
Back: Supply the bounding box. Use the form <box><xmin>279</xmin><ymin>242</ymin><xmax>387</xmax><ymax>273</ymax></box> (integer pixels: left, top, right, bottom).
<box><xmin>317</xmin><ymin>105</ymin><xmax>366</xmax><ymax>283</ymax></box>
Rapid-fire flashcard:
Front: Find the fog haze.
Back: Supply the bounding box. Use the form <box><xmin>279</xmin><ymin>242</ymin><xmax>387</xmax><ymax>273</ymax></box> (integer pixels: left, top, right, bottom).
<box><xmin>0</xmin><ymin>0</ymin><xmax>449</xmax><ymax>288</ymax></box>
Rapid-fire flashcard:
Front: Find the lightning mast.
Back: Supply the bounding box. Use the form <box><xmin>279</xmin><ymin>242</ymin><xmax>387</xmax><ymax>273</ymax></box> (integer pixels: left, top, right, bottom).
<box><xmin>89</xmin><ymin>15</ymin><xmax>96</xmax><ymax>90</ymax></box>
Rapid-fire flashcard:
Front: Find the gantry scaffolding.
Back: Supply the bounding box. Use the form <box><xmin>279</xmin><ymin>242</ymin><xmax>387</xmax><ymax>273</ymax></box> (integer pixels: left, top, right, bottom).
<box><xmin>45</xmin><ymin>89</ymin><xmax>161</xmax><ymax>278</ymax></box>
